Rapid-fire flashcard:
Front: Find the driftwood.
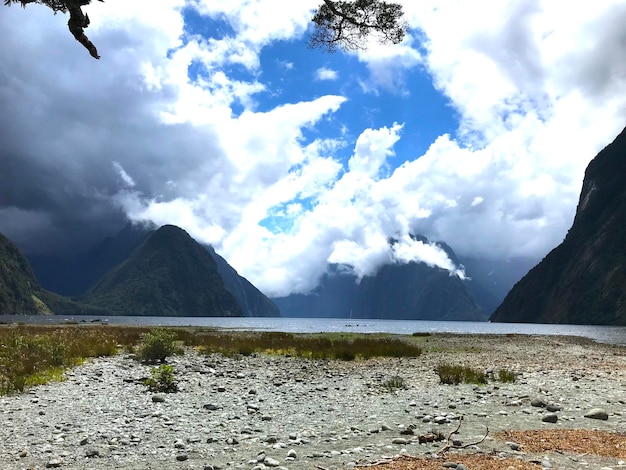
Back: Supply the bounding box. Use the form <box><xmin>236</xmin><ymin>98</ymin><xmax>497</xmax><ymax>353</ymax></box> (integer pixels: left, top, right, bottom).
<box><xmin>436</xmin><ymin>416</ymin><xmax>489</xmax><ymax>457</ymax></box>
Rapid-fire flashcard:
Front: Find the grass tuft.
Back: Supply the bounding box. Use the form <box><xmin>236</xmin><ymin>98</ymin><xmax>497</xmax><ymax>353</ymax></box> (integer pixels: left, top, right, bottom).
<box><xmin>497</xmin><ymin>368</ymin><xmax>517</xmax><ymax>383</ymax></box>
<box><xmin>436</xmin><ymin>363</ymin><xmax>487</xmax><ymax>385</ymax></box>
<box><xmin>383</xmin><ymin>375</ymin><xmax>406</xmax><ymax>392</ymax></box>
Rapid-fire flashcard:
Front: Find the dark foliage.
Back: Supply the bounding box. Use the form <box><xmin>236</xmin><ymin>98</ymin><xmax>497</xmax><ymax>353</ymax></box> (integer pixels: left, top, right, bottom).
<box><xmin>309</xmin><ymin>0</ymin><xmax>406</xmax><ymax>52</ymax></box>
<box><xmin>6</xmin><ymin>1</ymin><xmax>406</xmax><ymax>59</ymax></box>
<box><xmin>0</xmin><ymin>233</ymin><xmax>47</xmax><ymax>315</ymax></box>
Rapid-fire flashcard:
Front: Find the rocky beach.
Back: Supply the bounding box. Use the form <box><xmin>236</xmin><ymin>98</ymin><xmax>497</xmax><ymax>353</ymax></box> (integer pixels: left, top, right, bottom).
<box><xmin>0</xmin><ymin>333</ymin><xmax>625</xmax><ymax>470</ymax></box>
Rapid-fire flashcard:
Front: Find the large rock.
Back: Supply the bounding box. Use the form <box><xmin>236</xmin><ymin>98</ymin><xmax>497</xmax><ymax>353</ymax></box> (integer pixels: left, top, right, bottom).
<box><xmin>584</xmin><ymin>408</ymin><xmax>609</xmax><ymax>420</ymax></box>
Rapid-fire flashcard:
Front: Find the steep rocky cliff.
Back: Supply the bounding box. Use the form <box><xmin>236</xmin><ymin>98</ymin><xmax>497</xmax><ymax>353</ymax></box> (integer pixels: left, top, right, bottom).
<box><xmin>492</xmin><ymin>127</ymin><xmax>626</xmax><ymax>325</ymax></box>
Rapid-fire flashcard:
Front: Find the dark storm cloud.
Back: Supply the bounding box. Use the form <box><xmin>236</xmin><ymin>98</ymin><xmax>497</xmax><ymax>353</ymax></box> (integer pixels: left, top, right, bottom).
<box><xmin>0</xmin><ymin>4</ymin><xmax>227</xmax><ymax>254</ymax></box>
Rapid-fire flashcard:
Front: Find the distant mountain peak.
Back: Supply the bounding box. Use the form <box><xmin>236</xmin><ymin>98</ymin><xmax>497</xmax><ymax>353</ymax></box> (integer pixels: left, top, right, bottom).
<box><xmin>83</xmin><ymin>224</ymin><xmax>244</xmax><ymax>317</ymax></box>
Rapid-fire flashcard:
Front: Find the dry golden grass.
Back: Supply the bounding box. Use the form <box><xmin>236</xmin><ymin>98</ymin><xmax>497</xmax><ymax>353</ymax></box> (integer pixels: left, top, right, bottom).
<box><xmin>358</xmin><ymin>429</ymin><xmax>626</xmax><ymax>469</ymax></box>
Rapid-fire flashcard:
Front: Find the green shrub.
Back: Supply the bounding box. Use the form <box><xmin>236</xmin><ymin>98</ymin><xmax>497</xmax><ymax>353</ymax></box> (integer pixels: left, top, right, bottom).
<box><xmin>436</xmin><ymin>364</ymin><xmax>487</xmax><ymax>385</ymax></box>
<box><xmin>138</xmin><ymin>328</ymin><xmax>179</xmax><ymax>363</ymax></box>
<box><xmin>144</xmin><ymin>364</ymin><xmax>178</xmax><ymax>393</ymax></box>
<box><xmin>497</xmin><ymin>368</ymin><xmax>516</xmax><ymax>383</ymax></box>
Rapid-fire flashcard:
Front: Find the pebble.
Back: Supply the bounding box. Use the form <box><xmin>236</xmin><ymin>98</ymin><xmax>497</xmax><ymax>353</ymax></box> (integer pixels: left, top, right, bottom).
<box><xmin>542</xmin><ymin>413</ymin><xmax>558</xmax><ymax>423</ymax></box>
<box><xmin>152</xmin><ymin>393</ymin><xmax>166</xmax><ymax>403</ymax></box>
<box><xmin>584</xmin><ymin>408</ymin><xmax>609</xmax><ymax>420</ymax></box>
<box><xmin>0</xmin><ymin>339</ymin><xmax>622</xmax><ymax>470</ymax></box>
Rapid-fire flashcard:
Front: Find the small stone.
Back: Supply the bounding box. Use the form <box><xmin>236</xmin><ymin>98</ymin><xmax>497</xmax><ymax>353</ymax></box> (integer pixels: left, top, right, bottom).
<box><xmin>264</xmin><ymin>457</ymin><xmax>280</xmax><ymax>467</ymax></box>
<box><xmin>203</xmin><ymin>403</ymin><xmax>219</xmax><ymax>411</ymax></box>
<box><xmin>152</xmin><ymin>394</ymin><xmax>166</xmax><ymax>403</ymax></box>
<box><xmin>434</xmin><ymin>416</ymin><xmax>448</xmax><ymax>424</ymax></box>
<box><xmin>542</xmin><ymin>413</ymin><xmax>558</xmax><ymax>423</ymax></box>
<box><xmin>584</xmin><ymin>408</ymin><xmax>609</xmax><ymax>420</ymax></box>
<box><xmin>546</xmin><ymin>404</ymin><xmax>562</xmax><ymax>412</ymax></box>
<box><xmin>287</xmin><ymin>449</ymin><xmax>297</xmax><ymax>459</ymax></box>
<box><xmin>531</xmin><ymin>398</ymin><xmax>547</xmax><ymax>408</ymax></box>
<box><xmin>176</xmin><ymin>454</ymin><xmax>188</xmax><ymax>461</ymax></box>
<box><xmin>85</xmin><ymin>447</ymin><xmax>100</xmax><ymax>458</ymax></box>
<box><xmin>46</xmin><ymin>458</ymin><xmax>63</xmax><ymax>468</ymax></box>
<box><xmin>507</xmin><ymin>441</ymin><xmax>520</xmax><ymax>451</ymax></box>
<box><xmin>457</xmin><ymin>465</ymin><xmax>468</xmax><ymax>470</ymax></box>
<box><xmin>442</xmin><ymin>463</ymin><xmax>457</xmax><ymax>468</ymax></box>
<box><xmin>392</xmin><ymin>438</ymin><xmax>408</xmax><ymax>445</ymax></box>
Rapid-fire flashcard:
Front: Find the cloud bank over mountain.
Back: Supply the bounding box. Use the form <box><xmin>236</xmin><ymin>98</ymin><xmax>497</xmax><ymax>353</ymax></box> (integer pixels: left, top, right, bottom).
<box><xmin>1</xmin><ymin>0</ymin><xmax>626</xmax><ymax>296</ymax></box>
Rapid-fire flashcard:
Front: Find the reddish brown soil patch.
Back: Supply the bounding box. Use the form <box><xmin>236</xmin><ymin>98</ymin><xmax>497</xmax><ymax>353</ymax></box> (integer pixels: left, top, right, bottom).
<box><xmin>495</xmin><ymin>429</ymin><xmax>626</xmax><ymax>458</ymax></box>
<box><xmin>358</xmin><ymin>429</ymin><xmax>626</xmax><ymax>469</ymax></box>
<box><xmin>355</xmin><ymin>453</ymin><xmax>537</xmax><ymax>469</ymax></box>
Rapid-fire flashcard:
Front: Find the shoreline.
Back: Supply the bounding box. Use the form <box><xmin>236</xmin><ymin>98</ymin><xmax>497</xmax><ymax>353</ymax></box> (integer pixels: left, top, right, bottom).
<box><xmin>0</xmin><ymin>333</ymin><xmax>624</xmax><ymax>469</ymax></box>
<box><xmin>2</xmin><ymin>315</ymin><xmax>626</xmax><ymax>347</ymax></box>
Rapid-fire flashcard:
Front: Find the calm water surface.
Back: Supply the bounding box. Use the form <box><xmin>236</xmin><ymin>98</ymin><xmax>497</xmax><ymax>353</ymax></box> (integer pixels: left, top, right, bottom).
<box><xmin>2</xmin><ymin>315</ymin><xmax>626</xmax><ymax>346</ymax></box>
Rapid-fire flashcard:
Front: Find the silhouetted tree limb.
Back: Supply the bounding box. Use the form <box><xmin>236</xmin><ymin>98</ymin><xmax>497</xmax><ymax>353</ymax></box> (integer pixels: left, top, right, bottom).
<box><xmin>309</xmin><ymin>0</ymin><xmax>406</xmax><ymax>52</ymax></box>
<box><xmin>5</xmin><ymin>0</ymin><xmax>102</xmax><ymax>59</ymax></box>
<box><xmin>5</xmin><ymin>0</ymin><xmax>406</xmax><ymax>60</ymax></box>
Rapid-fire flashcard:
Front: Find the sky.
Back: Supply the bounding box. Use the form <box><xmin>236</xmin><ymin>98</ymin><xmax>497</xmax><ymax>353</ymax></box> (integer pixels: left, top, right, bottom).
<box><xmin>1</xmin><ymin>0</ymin><xmax>626</xmax><ymax>297</ymax></box>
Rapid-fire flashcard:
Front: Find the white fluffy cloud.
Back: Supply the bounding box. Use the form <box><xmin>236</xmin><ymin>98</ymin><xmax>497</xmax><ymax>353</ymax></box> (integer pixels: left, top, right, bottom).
<box><xmin>2</xmin><ymin>0</ymin><xmax>626</xmax><ymax>297</ymax></box>
<box><xmin>315</xmin><ymin>67</ymin><xmax>339</xmax><ymax>81</ymax></box>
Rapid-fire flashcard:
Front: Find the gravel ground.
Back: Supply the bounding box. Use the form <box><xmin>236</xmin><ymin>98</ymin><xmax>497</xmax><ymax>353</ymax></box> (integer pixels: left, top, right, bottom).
<box><xmin>0</xmin><ymin>333</ymin><xmax>625</xmax><ymax>470</ymax></box>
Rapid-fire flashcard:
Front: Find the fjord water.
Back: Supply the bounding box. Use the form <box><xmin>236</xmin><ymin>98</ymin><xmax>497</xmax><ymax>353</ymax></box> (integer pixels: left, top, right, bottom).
<box><xmin>2</xmin><ymin>315</ymin><xmax>626</xmax><ymax>345</ymax></box>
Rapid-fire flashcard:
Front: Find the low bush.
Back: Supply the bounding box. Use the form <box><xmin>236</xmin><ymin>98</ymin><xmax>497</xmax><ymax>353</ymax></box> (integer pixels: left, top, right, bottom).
<box><xmin>144</xmin><ymin>364</ymin><xmax>178</xmax><ymax>393</ymax></box>
<box><xmin>138</xmin><ymin>328</ymin><xmax>179</xmax><ymax>363</ymax></box>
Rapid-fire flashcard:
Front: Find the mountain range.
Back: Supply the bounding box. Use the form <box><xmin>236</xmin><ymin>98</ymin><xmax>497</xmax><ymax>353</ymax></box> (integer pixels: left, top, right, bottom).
<box><xmin>1</xmin><ymin>224</ymin><xmax>279</xmax><ymax>317</ymax></box>
<box><xmin>271</xmin><ymin>236</ymin><xmax>504</xmax><ymax>322</ymax></box>
<box><xmin>1</xmin><ymin>222</ymin><xmax>533</xmax><ymax>320</ymax></box>
<box><xmin>10</xmin><ymin>118</ymin><xmax>626</xmax><ymax>326</ymax></box>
